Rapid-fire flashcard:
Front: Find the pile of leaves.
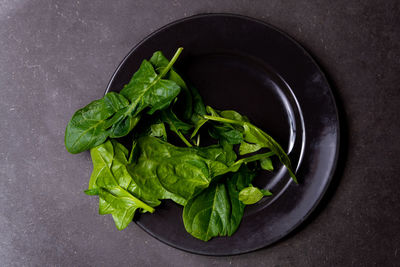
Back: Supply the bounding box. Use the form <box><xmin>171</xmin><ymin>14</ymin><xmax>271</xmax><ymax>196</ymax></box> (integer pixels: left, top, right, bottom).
<box><xmin>65</xmin><ymin>48</ymin><xmax>297</xmax><ymax>241</ymax></box>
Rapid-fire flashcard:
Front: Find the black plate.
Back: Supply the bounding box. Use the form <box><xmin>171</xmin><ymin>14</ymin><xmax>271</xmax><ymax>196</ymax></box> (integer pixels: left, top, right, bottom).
<box><xmin>105</xmin><ymin>14</ymin><xmax>339</xmax><ymax>256</ymax></box>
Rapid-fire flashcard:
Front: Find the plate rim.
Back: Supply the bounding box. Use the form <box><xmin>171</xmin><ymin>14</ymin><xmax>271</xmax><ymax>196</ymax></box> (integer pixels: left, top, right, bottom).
<box><xmin>105</xmin><ymin>13</ymin><xmax>340</xmax><ymax>256</ymax></box>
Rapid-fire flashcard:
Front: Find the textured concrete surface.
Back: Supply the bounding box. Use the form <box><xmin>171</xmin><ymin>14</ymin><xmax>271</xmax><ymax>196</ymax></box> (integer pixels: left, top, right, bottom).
<box><xmin>1</xmin><ymin>0</ymin><xmax>399</xmax><ymax>266</ymax></box>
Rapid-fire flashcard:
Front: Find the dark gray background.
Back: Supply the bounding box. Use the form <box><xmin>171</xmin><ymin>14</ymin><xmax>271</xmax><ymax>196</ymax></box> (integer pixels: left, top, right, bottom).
<box><xmin>1</xmin><ymin>0</ymin><xmax>399</xmax><ymax>266</ymax></box>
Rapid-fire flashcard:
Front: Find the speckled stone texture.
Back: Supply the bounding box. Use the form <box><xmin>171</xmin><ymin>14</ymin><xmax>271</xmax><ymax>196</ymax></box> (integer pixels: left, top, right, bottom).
<box><xmin>1</xmin><ymin>1</ymin><xmax>399</xmax><ymax>266</ymax></box>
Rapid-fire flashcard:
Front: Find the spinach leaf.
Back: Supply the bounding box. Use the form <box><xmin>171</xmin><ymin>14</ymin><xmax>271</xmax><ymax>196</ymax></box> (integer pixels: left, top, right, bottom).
<box><xmin>160</xmin><ymin>107</ymin><xmax>193</xmax><ymax>147</ymax></box>
<box><xmin>65</xmin><ymin>92</ymin><xmax>130</xmax><ymax>154</ymax></box>
<box><xmin>132</xmin><ymin>112</ymin><xmax>168</xmax><ymax>142</ymax></box>
<box><xmin>215</xmin><ymin>152</ymin><xmax>275</xmax><ymax>176</ymax></box>
<box><xmin>182</xmin><ymin>166</ymin><xmax>256</xmax><ymax>241</ymax></box>
<box><xmin>260</xmin><ymin>157</ymin><xmax>274</xmax><ymax>171</ymax></box>
<box><xmin>203</xmin><ymin>107</ymin><xmax>244</xmax><ymax>145</ymax></box>
<box><xmin>150</xmin><ymin>50</ymin><xmax>193</xmax><ymax>121</ymax></box>
<box><xmin>239</xmin><ymin>141</ymin><xmax>262</xmax><ymax>155</ymax></box>
<box><xmin>144</xmin><ymin>64</ymin><xmax>208</xmax><ymax>146</ymax></box>
<box><xmin>189</xmin><ymin>86</ymin><xmax>208</xmax><ymax>143</ymax></box>
<box><xmin>189</xmin><ymin>86</ymin><xmax>207</xmax><ymax>122</ymax></box>
<box><xmin>209</xmin><ymin>125</ymin><xmax>243</xmax><ymax>145</ymax></box>
<box><xmin>149</xmin><ymin>51</ymin><xmax>197</xmax><ymax>147</ymax></box>
<box><xmin>219</xmin><ymin>110</ymin><xmax>249</xmax><ymax>123</ymax></box>
<box><xmin>203</xmin><ymin>109</ymin><xmax>298</xmax><ymax>183</ymax></box>
<box><xmin>120</xmin><ymin>48</ymin><xmax>183</xmax><ymax>115</ymax></box>
<box><xmin>126</xmin><ymin>136</ymin><xmax>231</xmax><ymax>205</ymax></box>
<box><xmin>148</xmin><ymin>122</ymin><xmax>167</xmax><ymax>141</ymax></box>
<box><xmin>190</xmin><ymin>86</ymin><xmax>206</xmax><ymax>117</ymax></box>
<box><xmin>196</xmin><ymin>140</ymin><xmax>237</xmax><ymax>167</ymax></box>
<box><xmin>220</xmin><ymin>141</ymin><xmax>237</xmax><ymax>166</ymax></box>
<box><xmin>238</xmin><ymin>185</ymin><xmax>272</xmax><ymax>205</ymax></box>
<box><xmin>86</xmin><ymin>140</ymin><xmax>155</xmax><ymax>230</ymax></box>
<box><xmin>241</xmin><ymin>123</ymin><xmax>297</xmax><ymax>183</ymax></box>
<box><xmin>65</xmin><ymin>48</ymin><xmax>183</xmax><ymax>154</ymax></box>
<box><xmin>108</xmin><ymin>112</ymin><xmax>141</xmax><ymax>139</ymax></box>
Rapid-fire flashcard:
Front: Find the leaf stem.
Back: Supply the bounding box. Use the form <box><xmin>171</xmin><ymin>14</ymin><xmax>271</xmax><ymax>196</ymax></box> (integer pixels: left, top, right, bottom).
<box><xmin>204</xmin><ymin>113</ymin><xmax>298</xmax><ymax>184</ymax></box>
<box><xmin>215</xmin><ymin>152</ymin><xmax>274</xmax><ymax>176</ymax></box>
<box><xmin>159</xmin><ymin>47</ymin><xmax>184</xmax><ymax>78</ymax></box>
<box><xmin>233</xmin><ymin>152</ymin><xmax>275</xmax><ymax>166</ymax></box>
<box><xmin>203</xmin><ymin>115</ymin><xmax>244</xmax><ymax>126</ymax></box>
<box><xmin>176</xmin><ymin>130</ymin><xmax>193</xmax><ymax>147</ymax></box>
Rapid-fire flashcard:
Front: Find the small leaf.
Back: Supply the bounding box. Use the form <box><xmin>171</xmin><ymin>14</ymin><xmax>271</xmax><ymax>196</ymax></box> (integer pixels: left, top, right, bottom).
<box><xmin>161</xmin><ymin>108</ymin><xmax>193</xmax><ymax>134</ymax></box>
<box><xmin>161</xmin><ymin>108</ymin><xmax>193</xmax><ymax>147</ymax></box>
<box><xmin>239</xmin><ymin>141</ymin><xmax>262</xmax><ymax>155</ymax></box>
<box><xmin>189</xmin><ymin>86</ymin><xmax>207</xmax><ymax>139</ymax></box>
<box><xmin>183</xmin><ymin>166</ymin><xmax>256</xmax><ymax>241</ymax></box>
<box><xmin>260</xmin><ymin>157</ymin><xmax>274</xmax><ymax>171</ymax></box>
<box><xmin>238</xmin><ymin>186</ymin><xmax>271</xmax><ymax>205</ymax></box>
<box><xmin>220</xmin><ymin>110</ymin><xmax>249</xmax><ymax>122</ymax></box>
<box><xmin>190</xmin><ymin>86</ymin><xmax>206</xmax><ymax>117</ymax></box>
<box><xmin>209</xmin><ymin>125</ymin><xmax>243</xmax><ymax>145</ymax></box>
<box><xmin>260</xmin><ymin>189</ymin><xmax>272</xmax><ymax>196</ymax></box>
<box><xmin>149</xmin><ymin>122</ymin><xmax>167</xmax><ymax>141</ymax></box>
<box><xmin>190</xmin><ymin>118</ymin><xmax>208</xmax><ymax>139</ymax></box>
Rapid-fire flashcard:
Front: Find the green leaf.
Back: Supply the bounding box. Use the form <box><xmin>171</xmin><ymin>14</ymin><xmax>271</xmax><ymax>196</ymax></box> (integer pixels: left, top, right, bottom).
<box><xmin>103</xmin><ymin>91</ymin><xmax>131</xmax><ymax>111</ymax></box>
<box><xmin>121</xmin><ymin>60</ymin><xmax>180</xmax><ymax>115</ymax></box>
<box><xmin>215</xmin><ymin>152</ymin><xmax>275</xmax><ymax>176</ymax></box>
<box><xmin>260</xmin><ymin>189</ymin><xmax>272</xmax><ymax>196</ymax></box>
<box><xmin>150</xmin><ymin>51</ymin><xmax>193</xmax><ymax>121</ymax></box>
<box><xmin>148</xmin><ymin>122</ymin><xmax>167</xmax><ymax>141</ymax></box>
<box><xmin>220</xmin><ymin>141</ymin><xmax>237</xmax><ymax>166</ymax></box>
<box><xmin>133</xmin><ymin>113</ymin><xmax>168</xmax><ymax>141</ymax></box>
<box><xmin>206</xmin><ymin>106</ymin><xmax>220</xmax><ymax>117</ymax></box>
<box><xmin>220</xmin><ymin>110</ymin><xmax>249</xmax><ymax>122</ymax></box>
<box><xmin>203</xmin><ymin>109</ymin><xmax>298</xmax><ymax>183</ymax></box>
<box><xmin>84</xmin><ymin>188</ymin><xmax>99</xmax><ymax>195</ymax></box>
<box><xmin>183</xmin><ymin>166</ymin><xmax>256</xmax><ymax>241</ymax></box>
<box><xmin>190</xmin><ymin>86</ymin><xmax>206</xmax><ymax>120</ymax></box>
<box><xmin>109</xmin><ymin>113</ymin><xmax>141</xmax><ymax>138</ymax></box>
<box><xmin>239</xmin><ymin>141</ymin><xmax>262</xmax><ymax>155</ymax></box>
<box><xmin>189</xmin><ymin>86</ymin><xmax>207</xmax><ymax>142</ymax></box>
<box><xmin>260</xmin><ymin>157</ymin><xmax>274</xmax><ymax>171</ymax></box>
<box><xmin>191</xmin><ymin>86</ymin><xmax>206</xmax><ymax>117</ymax></box>
<box><xmin>65</xmin><ymin>48</ymin><xmax>184</xmax><ymax>154</ymax></box>
<box><xmin>190</xmin><ymin>118</ymin><xmax>208</xmax><ymax>139</ymax></box>
<box><xmin>242</xmin><ymin>123</ymin><xmax>297</xmax><ymax>183</ymax></box>
<box><xmin>88</xmin><ymin>139</ymin><xmax>115</xmax><ymax>190</ymax></box>
<box><xmin>88</xmin><ymin>140</ymin><xmax>156</xmax><ymax>230</ymax></box>
<box><xmin>97</xmin><ymin>187</ymin><xmax>148</xmax><ymax>230</ymax></box>
<box><xmin>238</xmin><ymin>185</ymin><xmax>271</xmax><ymax>205</ymax></box>
<box><xmin>65</xmin><ymin>92</ymin><xmax>129</xmax><ymax>154</ymax></box>
<box><xmin>144</xmin><ymin>51</ymin><xmax>195</xmax><ymax>146</ymax></box>
<box><xmin>126</xmin><ymin>136</ymin><xmax>231</xmax><ymax>205</ymax></box>
<box><xmin>120</xmin><ymin>48</ymin><xmax>183</xmax><ymax>116</ymax></box>
<box><xmin>203</xmin><ymin>107</ymin><xmax>244</xmax><ymax>145</ymax></box>
<box><xmin>209</xmin><ymin>125</ymin><xmax>243</xmax><ymax>145</ymax></box>
<box><xmin>161</xmin><ymin>108</ymin><xmax>193</xmax><ymax>147</ymax></box>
